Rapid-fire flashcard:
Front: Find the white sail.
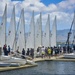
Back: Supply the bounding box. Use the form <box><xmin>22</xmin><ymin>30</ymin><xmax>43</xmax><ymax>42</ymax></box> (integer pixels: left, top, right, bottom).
<box><xmin>26</xmin><ymin>11</ymin><xmax>35</xmax><ymax>49</ymax></box>
<box><xmin>26</xmin><ymin>32</ymin><xmax>30</xmax><ymax>50</ymax></box>
<box><xmin>44</xmin><ymin>14</ymin><xmax>50</xmax><ymax>47</ymax></box>
<box><xmin>7</xmin><ymin>6</ymin><xmax>16</xmax><ymax>51</ymax></box>
<box><xmin>35</xmin><ymin>13</ymin><xmax>42</xmax><ymax>49</ymax></box>
<box><xmin>16</xmin><ymin>8</ymin><xmax>25</xmax><ymax>52</ymax></box>
<box><xmin>51</xmin><ymin>16</ymin><xmax>57</xmax><ymax>47</ymax></box>
<box><xmin>29</xmin><ymin>11</ymin><xmax>35</xmax><ymax>48</ymax></box>
<box><xmin>0</xmin><ymin>4</ymin><xmax>7</xmax><ymax>47</ymax></box>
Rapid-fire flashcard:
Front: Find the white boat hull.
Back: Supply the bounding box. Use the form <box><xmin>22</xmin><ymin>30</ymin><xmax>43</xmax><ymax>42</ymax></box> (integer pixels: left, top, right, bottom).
<box><xmin>64</xmin><ymin>53</ymin><xmax>75</xmax><ymax>59</ymax></box>
<box><xmin>0</xmin><ymin>55</ymin><xmax>26</xmax><ymax>65</ymax></box>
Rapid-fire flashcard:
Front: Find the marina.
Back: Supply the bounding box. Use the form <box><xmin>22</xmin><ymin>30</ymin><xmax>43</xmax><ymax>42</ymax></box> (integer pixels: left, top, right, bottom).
<box><xmin>0</xmin><ymin>0</ymin><xmax>75</xmax><ymax>75</ymax></box>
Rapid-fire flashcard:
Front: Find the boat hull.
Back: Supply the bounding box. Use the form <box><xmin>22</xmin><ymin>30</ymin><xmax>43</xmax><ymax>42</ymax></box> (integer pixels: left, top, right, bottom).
<box><xmin>64</xmin><ymin>53</ymin><xmax>75</xmax><ymax>59</ymax></box>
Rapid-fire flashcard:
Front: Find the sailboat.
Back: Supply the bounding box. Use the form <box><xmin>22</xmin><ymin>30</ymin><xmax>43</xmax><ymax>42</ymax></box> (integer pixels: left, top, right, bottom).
<box><xmin>0</xmin><ymin>4</ymin><xmax>7</xmax><ymax>47</ymax></box>
<box><xmin>51</xmin><ymin>16</ymin><xmax>57</xmax><ymax>47</ymax></box>
<box><xmin>26</xmin><ymin>11</ymin><xmax>35</xmax><ymax>49</ymax></box>
<box><xmin>0</xmin><ymin>5</ymin><xmax>26</xmax><ymax>65</ymax></box>
<box><xmin>64</xmin><ymin>12</ymin><xmax>75</xmax><ymax>58</ymax></box>
<box><xmin>7</xmin><ymin>5</ymin><xmax>16</xmax><ymax>51</ymax></box>
<box><xmin>43</xmin><ymin>14</ymin><xmax>51</xmax><ymax>47</ymax></box>
<box><xmin>35</xmin><ymin>12</ymin><xmax>42</xmax><ymax>50</ymax></box>
<box><xmin>16</xmin><ymin>8</ymin><xmax>25</xmax><ymax>52</ymax></box>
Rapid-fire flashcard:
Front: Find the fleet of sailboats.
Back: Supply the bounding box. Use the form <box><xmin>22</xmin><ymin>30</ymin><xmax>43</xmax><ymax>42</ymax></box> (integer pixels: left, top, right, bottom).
<box><xmin>0</xmin><ymin>4</ymin><xmax>57</xmax><ymax>54</ymax></box>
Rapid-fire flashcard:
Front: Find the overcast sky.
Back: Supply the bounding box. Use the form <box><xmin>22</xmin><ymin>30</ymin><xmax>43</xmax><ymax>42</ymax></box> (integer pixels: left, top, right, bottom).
<box><xmin>0</xmin><ymin>0</ymin><xmax>75</xmax><ymax>31</ymax></box>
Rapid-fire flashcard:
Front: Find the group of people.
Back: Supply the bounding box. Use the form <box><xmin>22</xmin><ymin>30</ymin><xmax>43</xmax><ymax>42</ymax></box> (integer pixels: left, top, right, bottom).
<box><xmin>36</xmin><ymin>45</ymin><xmax>75</xmax><ymax>58</ymax></box>
<box><xmin>1</xmin><ymin>44</ymin><xmax>75</xmax><ymax>59</ymax></box>
<box><xmin>3</xmin><ymin>44</ymin><xmax>10</xmax><ymax>56</ymax></box>
<box><xmin>16</xmin><ymin>47</ymin><xmax>34</xmax><ymax>59</ymax></box>
<box><xmin>26</xmin><ymin>48</ymin><xmax>34</xmax><ymax>59</ymax></box>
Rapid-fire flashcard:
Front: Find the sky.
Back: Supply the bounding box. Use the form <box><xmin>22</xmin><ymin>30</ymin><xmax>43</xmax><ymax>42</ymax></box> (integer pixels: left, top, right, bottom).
<box><xmin>0</xmin><ymin>0</ymin><xmax>75</xmax><ymax>31</ymax></box>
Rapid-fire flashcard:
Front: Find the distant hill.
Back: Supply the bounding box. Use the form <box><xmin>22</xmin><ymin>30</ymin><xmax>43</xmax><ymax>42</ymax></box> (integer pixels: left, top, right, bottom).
<box><xmin>57</xmin><ymin>29</ymin><xmax>73</xmax><ymax>43</ymax></box>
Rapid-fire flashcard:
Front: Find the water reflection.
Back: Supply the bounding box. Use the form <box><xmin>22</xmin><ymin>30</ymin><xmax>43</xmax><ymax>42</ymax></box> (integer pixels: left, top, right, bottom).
<box><xmin>0</xmin><ymin>61</ymin><xmax>75</xmax><ymax>75</ymax></box>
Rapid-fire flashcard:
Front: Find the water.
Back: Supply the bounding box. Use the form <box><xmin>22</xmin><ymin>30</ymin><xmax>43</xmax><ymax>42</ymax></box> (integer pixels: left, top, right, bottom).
<box><xmin>0</xmin><ymin>61</ymin><xmax>75</xmax><ymax>75</ymax></box>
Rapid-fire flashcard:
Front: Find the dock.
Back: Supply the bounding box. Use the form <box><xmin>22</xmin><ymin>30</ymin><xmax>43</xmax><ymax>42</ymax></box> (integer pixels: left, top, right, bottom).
<box><xmin>0</xmin><ymin>64</ymin><xmax>37</xmax><ymax>72</ymax></box>
<box><xmin>0</xmin><ymin>55</ymin><xmax>75</xmax><ymax>72</ymax></box>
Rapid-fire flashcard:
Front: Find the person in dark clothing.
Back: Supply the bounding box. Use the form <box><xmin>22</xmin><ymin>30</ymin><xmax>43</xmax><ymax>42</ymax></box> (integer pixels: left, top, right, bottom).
<box><xmin>45</xmin><ymin>47</ymin><xmax>48</xmax><ymax>57</ymax></box>
<box><xmin>8</xmin><ymin>45</ymin><xmax>10</xmax><ymax>55</ymax></box>
<box><xmin>22</xmin><ymin>48</ymin><xmax>25</xmax><ymax>59</ymax></box>
<box><xmin>63</xmin><ymin>46</ymin><xmax>66</xmax><ymax>53</ymax></box>
<box><xmin>31</xmin><ymin>48</ymin><xmax>34</xmax><ymax>59</ymax></box>
<box><xmin>37</xmin><ymin>47</ymin><xmax>39</xmax><ymax>52</ymax></box>
<box><xmin>67</xmin><ymin>46</ymin><xmax>70</xmax><ymax>53</ymax></box>
<box><xmin>3</xmin><ymin>44</ymin><xmax>8</xmax><ymax>56</ymax></box>
<box><xmin>26</xmin><ymin>48</ymin><xmax>30</xmax><ymax>56</ymax></box>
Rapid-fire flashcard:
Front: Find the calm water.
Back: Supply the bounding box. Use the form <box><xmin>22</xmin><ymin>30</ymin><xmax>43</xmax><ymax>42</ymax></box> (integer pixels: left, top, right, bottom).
<box><xmin>0</xmin><ymin>61</ymin><xmax>75</xmax><ymax>75</ymax></box>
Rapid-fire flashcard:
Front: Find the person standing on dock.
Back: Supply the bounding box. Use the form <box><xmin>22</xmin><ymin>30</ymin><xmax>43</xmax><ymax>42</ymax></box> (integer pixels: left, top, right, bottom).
<box><xmin>3</xmin><ymin>44</ymin><xmax>8</xmax><ymax>56</ymax></box>
<box><xmin>41</xmin><ymin>46</ymin><xmax>45</xmax><ymax>58</ymax></box>
<box><xmin>22</xmin><ymin>48</ymin><xmax>25</xmax><ymax>59</ymax></box>
<box><xmin>31</xmin><ymin>48</ymin><xmax>34</xmax><ymax>59</ymax></box>
<box><xmin>8</xmin><ymin>45</ymin><xmax>10</xmax><ymax>55</ymax></box>
<box><xmin>26</xmin><ymin>48</ymin><xmax>30</xmax><ymax>56</ymax></box>
<box><xmin>48</xmin><ymin>47</ymin><xmax>51</xmax><ymax>58</ymax></box>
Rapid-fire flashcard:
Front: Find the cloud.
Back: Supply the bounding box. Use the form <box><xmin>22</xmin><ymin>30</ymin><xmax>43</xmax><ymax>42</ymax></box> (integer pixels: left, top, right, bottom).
<box><xmin>58</xmin><ymin>0</ymin><xmax>75</xmax><ymax>11</ymax></box>
<box><xmin>0</xmin><ymin>0</ymin><xmax>74</xmax><ymax>30</ymax></box>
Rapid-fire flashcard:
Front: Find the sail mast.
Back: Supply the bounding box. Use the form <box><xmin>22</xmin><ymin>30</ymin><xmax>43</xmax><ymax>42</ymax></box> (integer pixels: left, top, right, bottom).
<box><xmin>22</xmin><ymin>8</ymin><xmax>25</xmax><ymax>49</ymax></box>
<box><xmin>33</xmin><ymin>11</ymin><xmax>35</xmax><ymax>50</ymax></box>
<box><xmin>14</xmin><ymin>5</ymin><xmax>16</xmax><ymax>51</ymax></box>
<box><xmin>5</xmin><ymin>4</ymin><xmax>7</xmax><ymax>45</ymax></box>
<box><xmin>40</xmin><ymin>12</ymin><xmax>42</xmax><ymax>46</ymax></box>
<box><xmin>48</xmin><ymin>14</ymin><xmax>50</xmax><ymax>47</ymax></box>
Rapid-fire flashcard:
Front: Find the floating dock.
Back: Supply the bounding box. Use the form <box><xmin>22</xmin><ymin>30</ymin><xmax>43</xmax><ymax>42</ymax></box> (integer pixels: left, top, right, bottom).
<box><xmin>0</xmin><ymin>64</ymin><xmax>37</xmax><ymax>72</ymax></box>
<box><xmin>0</xmin><ymin>55</ymin><xmax>75</xmax><ymax>72</ymax></box>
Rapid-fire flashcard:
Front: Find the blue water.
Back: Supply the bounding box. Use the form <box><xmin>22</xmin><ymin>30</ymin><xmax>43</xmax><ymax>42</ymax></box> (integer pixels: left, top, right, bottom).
<box><xmin>0</xmin><ymin>61</ymin><xmax>75</xmax><ymax>75</ymax></box>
